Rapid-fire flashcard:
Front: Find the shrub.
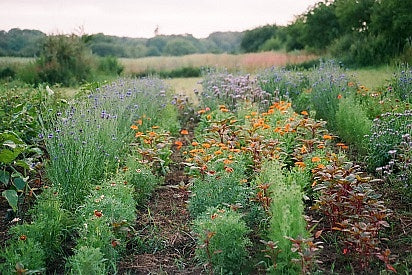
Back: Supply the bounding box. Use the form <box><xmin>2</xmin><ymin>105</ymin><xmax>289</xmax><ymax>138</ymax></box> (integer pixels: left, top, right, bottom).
<box><xmin>36</xmin><ymin>34</ymin><xmax>95</xmax><ymax>86</ymax></box>
<box><xmin>335</xmin><ymin>95</ymin><xmax>372</xmax><ymax>153</ymax></box>
<box><xmin>368</xmin><ymin>108</ymin><xmax>412</xmax><ymax>170</ymax></box>
<box><xmin>0</xmin><ymin>238</ymin><xmax>45</xmax><ymax>274</ymax></box>
<box><xmin>2</xmin><ymin>188</ymin><xmax>73</xmax><ymax>271</ymax></box>
<box><xmin>188</xmin><ymin>161</ymin><xmax>249</xmax><ymax>219</ymax></box>
<box><xmin>308</xmin><ymin>60</ymin><xmax>355</xmax><ymax>130</ymax></box>
<box><xmin>98</xmin><ymin>56</ymin><xmax>124</xmax><ymax>76</ymax></box>
<box><xmin>194</xmin><ymin>207</ymin><xmax>251</xmax><ymax>274</ymax></box>
<box><xmin>389</xmin><ymin>64</ymin><xmax>412</xmax><ymax>102</ymax></box>
<box><xmin>66</xmin><ymin>246</ymin><xmax>107</xmax><ymax>275</ymax></box>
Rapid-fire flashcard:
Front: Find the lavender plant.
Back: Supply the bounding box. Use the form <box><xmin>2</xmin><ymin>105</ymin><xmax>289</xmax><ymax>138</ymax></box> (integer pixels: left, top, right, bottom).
<box><xmin>200</xmin><ymin>68</ymin><xmax>272</xmax><ymax>111</ymax></box>
<box><xmin>257</xmin><ymin>66</ymin><xmax>309</xmax><ymax>111</ymax></box>
<box><xmin>390</xmin><ymin>64</ymin><xmax>412</xmax><ymax>102</ymax></box>
<box><xmin>308</xmin><ymin>60</ymin><xmax>355</xmax><ymax>130</ymax></box>
<box><xmin>43</xmin><ymin>78</ymin><xmax>171</xmax><ymax>210</ymax></box>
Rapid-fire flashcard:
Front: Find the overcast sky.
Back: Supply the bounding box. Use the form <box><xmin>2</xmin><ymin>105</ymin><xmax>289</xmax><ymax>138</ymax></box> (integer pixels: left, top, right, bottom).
<box><xmin>1</xmin><ymin>0</ymin><xmax>319</xmax><ymax>38</ymax></box>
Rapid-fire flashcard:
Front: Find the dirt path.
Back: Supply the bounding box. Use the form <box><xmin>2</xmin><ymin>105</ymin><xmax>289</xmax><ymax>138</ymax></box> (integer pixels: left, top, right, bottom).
<box><xmin>118</xmin><ymin>82</ymin><xmax>203</xmax><ymax>274</ymax></box>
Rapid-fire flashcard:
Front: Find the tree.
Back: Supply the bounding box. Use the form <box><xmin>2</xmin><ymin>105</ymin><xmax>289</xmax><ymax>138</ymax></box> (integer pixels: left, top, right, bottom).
<box><xmin>302</xmin><ymin>1</ymin><xmax>341</xmax><ymax>51</ymax></box>
<box><xmin>240</xmin><ymin>25</ymin><xmax>278</xmax><ymax>52</ymax></box>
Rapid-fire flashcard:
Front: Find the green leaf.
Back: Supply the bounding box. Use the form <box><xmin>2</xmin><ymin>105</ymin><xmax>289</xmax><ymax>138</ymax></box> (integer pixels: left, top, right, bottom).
<box><xmin>13</xmin><ymin>177</ymin><xmax>27</xmax><ymax>191</ymax></box>
<box><xmin>0</xmin><ymin>149</ymin><xmax>16</xmax><ymax>164</ymax></box>
<box><xmin>0</xmin><ymin>132</ymin><xmax>23</xmax><ymax>144</ymax></box>
<box><xmin>15</xmin><ymin>160</ymin><xmax>31</xmax><ymax>170</ymax></box>
<box><xmin>2</xmin><ymin>190</ymin><xmax>18</xmax><ymax>211</ymax></box>
<box><xmin>28</xmin><ymin>147</ymin><xmax>43</xmax><ymax>156</ymax></box>
<box><xmin>0</xmin><ymin>170</ymin><xmax>10</xmax><ymax>184</ymax></box>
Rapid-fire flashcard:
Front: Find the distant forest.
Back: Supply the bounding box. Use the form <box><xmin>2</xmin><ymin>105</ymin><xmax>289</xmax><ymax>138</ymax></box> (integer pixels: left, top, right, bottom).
<box><xmin>1</xmin><ymin>0</ymin><xmax>411</xmax><ymax>66</ymax></box>
<box><xmin>0</xmin><ymin>29</ymin><xmax>244</xmax><ymax>58</ymax></box>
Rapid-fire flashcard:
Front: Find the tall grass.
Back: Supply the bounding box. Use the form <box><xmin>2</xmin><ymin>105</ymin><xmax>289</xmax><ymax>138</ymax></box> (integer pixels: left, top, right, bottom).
<box><xmin>120</xmin><ymin>52</ymin><xmax>317</xmax><ymax>75</ymax></box>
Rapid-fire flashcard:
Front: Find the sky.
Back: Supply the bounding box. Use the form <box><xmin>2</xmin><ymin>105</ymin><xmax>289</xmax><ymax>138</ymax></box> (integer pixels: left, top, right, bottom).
<box><xmin>0</xmin><ymin>0</ymin><xmax>320</xmax><ymax>38</ymax></box>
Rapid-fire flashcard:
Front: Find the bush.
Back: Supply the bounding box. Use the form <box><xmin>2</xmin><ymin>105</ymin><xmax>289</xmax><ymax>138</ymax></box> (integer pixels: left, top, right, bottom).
<box><xmin>98</xmin><ymin>56</ymin><xmax>124</xmax><ymax>76</ymax></box>
<box><xmin>188</xmin><ymin>161</ymin><xmax>249</xmax><ymax>219</ymax></box>
<box><xmin>194</xmin><ymin>207</ymin><xmax>251</xmax><ymax>274</ymax></box>
<box><xmin>308</xmin><ymin>60</ymin><xmax>355</xmax><ymax>130</ymax></box>
<box><xmin>66</xmin><ymin>246</ymin><xmax>107</xmax><ymax>275</ymax></box>
<box><xmin>0</xmin><ymin>238</ymin><xmax>45</xmax><ymax>274</ymax></box>
<box><xmin>335</xmin><ymin>95</ymin><xmax>372</xmax><ymax>153</ymax></box>
<box><xmin>368</xmin><ymin>108</ymin><xmax>412</xmax><ymax>170</ymax></box>
<box><xmin>36</xmin><ymin>34</ymin><xmax>95</xmax><ymax>86</ymax></box>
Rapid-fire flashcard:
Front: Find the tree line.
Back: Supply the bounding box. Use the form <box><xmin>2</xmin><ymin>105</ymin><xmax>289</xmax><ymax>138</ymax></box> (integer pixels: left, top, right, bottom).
<box><xmin>1</xmin><ymin>0</ymin><xmax>411</xmax><ymax>66</ymax></box>
<box><xmin>0</xmin><ymin>29</ymin><xmax>243</xmax><ymax>58</ymax></box>
<box><xmin>241</xmin><ymin>0</ymin><xmax>412</xmax><ymax>66</ymax></box>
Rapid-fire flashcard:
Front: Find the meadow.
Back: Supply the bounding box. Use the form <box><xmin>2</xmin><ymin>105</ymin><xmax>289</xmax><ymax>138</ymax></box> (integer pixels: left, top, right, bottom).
<box><xmin>0</xmin><ymin>55</ymin><xmax>411</xmax><ymax>274</ymax></box>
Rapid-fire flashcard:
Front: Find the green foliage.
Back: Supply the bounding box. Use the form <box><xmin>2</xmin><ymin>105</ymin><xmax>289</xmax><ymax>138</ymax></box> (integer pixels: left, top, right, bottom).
<box><xmin>163</xmin><ymin>38</ymin><xmax>197</xmax><ymax>56</ymax></box>
<box><xmin>36</xmin><ymin>34</ymin><xmax>95</xmax><ymax>86</ymax></box>
<box><xmin>241</xmin><ymin>24</ymin><xmax>278</xmax><ymax>52</ymax></box>
<box><xmin>43</xmin><ymin>78</ymin><xmax>169</xmax><ymax>210</ymax></box>
<box><xmin>66</xmin><ymin>246</ymin><xmax>107</xmax><ymax>275</ymax></box>
<box><xmin>335</xmin><ymin>95</ymin><xmax>372</xmax><ymax>153</ymax></box>
<box><xmin>390</xmin><ymin>64</ymin><xmax>412</xmax><ymax>102</ymax></box>
<box><xmin>368</xmin><ymin>107</ymin><xmax>412</xmax><ymax>170</ymax></box>
<box><xmin>308</xmin><ymin>60</ymin><xmax>355</xmax><ymax>129</ymax></box>
<box><xmin>1</xmin><ymin>188</ymin><xmax>73</xmax><ymax>272</ymax></box>
<box><xmin>98</xmin><ymin>56</ymin><xmax>124</xmax><ymax>75</ymax></box>
<box><xmin>0</xmin><ymin>238</ymin><xmax>46</xmax><ymax>274</ymax></box>
<box><xmin>188</xmin><ymin>161</ymin><xmax>249</xmax><ymax>219</ymax></box>
<box><xmin>123</xmin><ymin>158</ymin><xmax>161</xmax><ymax>204</ymax></box>
<box><xmin>194</xmin><ymin>207</ymin><xmax>251</xmax><ymax>274</ymax></box>
<box><xmin>0</xmin><ymin>28</ymin><xmax>45</xmax><ymax>57</ymax></box>
<box><xmin>303</xmin><ymin>2</ymin><xmax>341</xmax><ymax>51</ymax></box>
<box><xmin>259</xmin><ymin>160</ymin><xmax>307</xmax><ymax>273</ymax></box>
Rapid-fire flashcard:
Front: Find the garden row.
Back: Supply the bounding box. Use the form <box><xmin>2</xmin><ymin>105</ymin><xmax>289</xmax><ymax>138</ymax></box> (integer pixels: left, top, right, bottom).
<box><xmin>0</xmin><ymin>78</ymin><xmax>179</xmax><ymax>273</ymax></box>
<box><xmin>184</xmin><ymin>72</ymin><xmax>395</xmax><ymax>273</ymax></box>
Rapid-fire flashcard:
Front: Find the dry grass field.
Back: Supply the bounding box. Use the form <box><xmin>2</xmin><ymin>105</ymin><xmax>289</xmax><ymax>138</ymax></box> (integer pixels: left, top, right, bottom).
<box><xmin>120</xmin><ymin>51</ymin><xmax>318</xmax><ymax>74</ymax></box>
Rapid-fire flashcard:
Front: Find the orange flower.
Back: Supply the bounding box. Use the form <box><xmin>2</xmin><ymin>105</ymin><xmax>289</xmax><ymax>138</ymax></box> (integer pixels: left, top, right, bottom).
<box><xmin>130</xmin><ymin>125</ymin><xmax>138</xmax><ymax>130</ymax></box>
<box><xmin>295</xmin><ymin>161</ymin><xmax>306</xmax><ymax>168</ymax></box>
<box><xmin>223</xmin><ymin>159</ymin><xmax>233</xmax><ymax>165</ymax></box>
<box><xmin>137</xmin><ymin>119</ymin><xmax>143</xmax><ymax>125</ymax></box>
<box><xmin>148</xmin><ymin>131</ymin><xmax>156</xmax><ymax>137</ymax></box>
<box><xmin>311</xmin><ymin>157</ymin><xmax>321</xmax><ymax>162</ymax></box>
<box><xmin>191</xmin><ymin>141</ymin><xmax>199</xmax><ymax>146</ymax></box>
<box><xmin>336</xmin><ymin>143</ymin><xmax>348</xmax><ymax>149</ymax></box>
<box><xmin>337</xmin><ymin>94</ymin><xmax>342</xmax><ymax>99</ymax></box>
<box><xmin>206</xmin><ymin>114</ymin><xmax>212</xmax><ymax>120</ymax></box>
<box><xmin>197</xmin><ymin>109</ymin><xmax>206</xmax><ymax>114</ymax></box>
<box><xmin>301</xmin><ymin>110</ymin><xmax>309</xmax><ymax>116</ymax></box>
<box><xmin>221</xmin><ymin>108</ymin><xmax>229</xmax><ymax>113</ymax></box>
<box><xmin>323</xmin><ymin>134</ymin><xmax>333</xmax><ymax>140</ymax></box>
<box><xmin>19</xmin><ymin>235</ymin><xmax>27</xmax><ymax>241</ymax></box>
<box><xmin>175</xmin><ymin>140</ymin><xmax>183</xmax><ymax>150</ymax></box>
<box><xmin>225</xmin><ymin>166</ymin><xmax>234</xmax><ymax>173</ymax></box>
<box><xmin>152</xmin><ymin>125</ymin><xmax>159</xmax><ymax>129</ymax></box>
<box><xmin>317</xmin><ymin>164</ymin><xmax>325</xmax><ymax>169</ymax></box>
<box><xmin>202</xmin><ymin>143</ymin><xmax>211</xmax><ymax>148</ymax></box>
<box><xmin>180</xmin><ymin>129</ymin><xmax>189</xmax><ymax>135</ymax></box>
<box><xmin>214</xmin><ymin>150</ymin><xmax>223</xmax><ymax>155</ymax></box>
<box><xmin>135</xmin><ymin>131</ymin><xmax>144</xmax><ymax>138</ymax></box>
